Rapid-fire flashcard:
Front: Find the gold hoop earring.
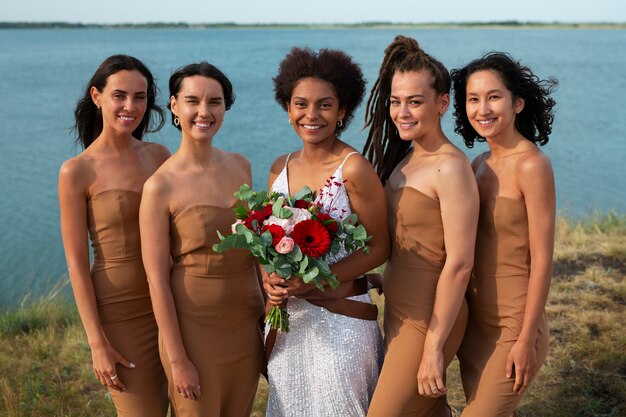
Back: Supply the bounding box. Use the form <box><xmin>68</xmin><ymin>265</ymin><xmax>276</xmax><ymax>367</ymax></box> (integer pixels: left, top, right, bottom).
<box><xmin>336</xmin><ymin>119</ymin><xmax>343</xmax><ymax>128</ymax></box>
<box><xmin>174</xmin><ymin>116</ymin><xmax>180</xmax><ymax>127</ymax></box>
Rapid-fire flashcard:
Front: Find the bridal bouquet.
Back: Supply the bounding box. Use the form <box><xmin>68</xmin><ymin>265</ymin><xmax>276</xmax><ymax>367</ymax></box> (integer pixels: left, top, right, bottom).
<box><xmin>212</xmin><ymin>184</ymin><xmax>371</xmax><ymax>332</ymax></box>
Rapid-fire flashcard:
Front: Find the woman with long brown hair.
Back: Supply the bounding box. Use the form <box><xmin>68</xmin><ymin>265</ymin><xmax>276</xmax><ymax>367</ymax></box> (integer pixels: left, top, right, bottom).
<box><xmin>363</xmin><ymin>36</ymin><xmax>479</xmax><ymax>417</ymax></box>
<box><xmin>59</xmin><ymin>54</ymin><xmax>169</xmax><ymax>416</ymax></box>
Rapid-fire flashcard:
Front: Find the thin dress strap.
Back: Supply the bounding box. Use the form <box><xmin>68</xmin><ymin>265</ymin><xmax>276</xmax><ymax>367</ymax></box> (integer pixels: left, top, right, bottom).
<box><xmin>338</xmin><ymin>151</ymin><xmax>359</xmax><ymax>169</ymax></box>
<box><xmin>284</xmin><ymin>152</ymin><xmax>292</xmax><ymax>168</ymax></box>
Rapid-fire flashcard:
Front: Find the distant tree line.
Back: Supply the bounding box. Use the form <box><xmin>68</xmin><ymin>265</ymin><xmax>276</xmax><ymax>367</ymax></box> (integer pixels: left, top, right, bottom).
<box><xmin>0</xmin><ymin>21</ymin><xmax>624</xmax><ymax>29</ymax></box>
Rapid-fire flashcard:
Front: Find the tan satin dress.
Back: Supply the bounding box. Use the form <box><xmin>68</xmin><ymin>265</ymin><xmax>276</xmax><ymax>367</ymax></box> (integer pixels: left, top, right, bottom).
<box><xmin>87</xmin><ymin>189</ymin><xmax>169</xmax><ymax>417</ymax></box>
<box><xmin>368</xmin><ymin>186</ymin><xmax>468</xmax><ymax>417</ymax></box>
<box><xmin>459</xmin><ymin>197</ymin><xmax>549</xmax><ymax>417</ymax></box>
<box><xmin>164</xmin><ymin>204</ymin><xmax>265</xmax><ymax>417</ymax></box>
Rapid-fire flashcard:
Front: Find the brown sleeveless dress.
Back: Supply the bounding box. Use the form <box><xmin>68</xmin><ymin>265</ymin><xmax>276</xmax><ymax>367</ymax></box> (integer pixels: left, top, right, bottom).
<box><xmin>164</xmin><ymin>204</ymin><xmax>265</xmax><ymax>417</ymax></box>
<box><xmin>367</xmin><ymin>186</ymin><xmax>468</xmax><ymax>417</ymax></box>
<box><xmin>87</xmin><ymin>189</ymin><xmax>169</xmax><ymax>417</ymax></box>
<box><xmin>458</xmin><ymin>197</ymin><xmax>549</xmax><ymax>417</ymax></box>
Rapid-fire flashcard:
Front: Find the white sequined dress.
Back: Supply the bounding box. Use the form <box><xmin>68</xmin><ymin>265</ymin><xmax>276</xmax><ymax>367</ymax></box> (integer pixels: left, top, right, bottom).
<box><xmin>266</xmin><ymin>152</ymin><xmax>384</xmax><ymax>417</ymax></box>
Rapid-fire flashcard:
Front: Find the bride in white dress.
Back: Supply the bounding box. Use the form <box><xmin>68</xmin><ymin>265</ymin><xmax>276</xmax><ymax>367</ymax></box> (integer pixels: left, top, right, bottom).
<box><xmin>263</xmin><ymin>47</ymin><xmax>389</xmax><ymax>417</ymax></box>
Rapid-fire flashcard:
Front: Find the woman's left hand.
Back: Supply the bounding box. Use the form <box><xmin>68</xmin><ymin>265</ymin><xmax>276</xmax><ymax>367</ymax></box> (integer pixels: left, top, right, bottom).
<box><xmin>262</xmin><ymin>271</ymin><xmax>289</xmax><ymax>307</ymax></box>
<box><xmin>279</xmin><ymin>277</ymin><xmax>317</xmax><ymax>297</ymax></box>
<box><xmin>506</xmin><ymin>339</ymin><xmax>537</xmax><ymax>394</ymax></box>
<box><xmin>417</xmin><ymin>347</ymin><xmax>447</xmax><ymax>398</ymax></box>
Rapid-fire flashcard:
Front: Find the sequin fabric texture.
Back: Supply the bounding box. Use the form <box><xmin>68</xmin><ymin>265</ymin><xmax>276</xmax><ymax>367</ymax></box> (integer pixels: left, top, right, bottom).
<box><xmin>265</xmin><ymin>153</ymin><xmax>384</xmax><ymax>417</ymax></box>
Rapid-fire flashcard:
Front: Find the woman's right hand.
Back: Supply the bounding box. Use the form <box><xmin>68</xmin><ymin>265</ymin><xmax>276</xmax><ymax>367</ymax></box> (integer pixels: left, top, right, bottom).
<box><xmin>91</xmin><ymin>342</ymin><xmax>135</xmax><ymax>392</ymax></box>
<box><xmin>261</xmin><ymin>270</ymin><xmax>289</xmax><ymax>307</ymax></box>
<box><xmin>172</xmin><ymin>358</ymin><xmax>201</xmax><ymax>400</ymax></box>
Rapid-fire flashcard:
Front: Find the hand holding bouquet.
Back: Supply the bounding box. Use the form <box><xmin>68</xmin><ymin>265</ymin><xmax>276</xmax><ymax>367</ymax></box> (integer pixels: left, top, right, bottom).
<box><xmin>212</xmin><ymin>184</ymin><xmax>370</xmax><ymax>332</ymax></box>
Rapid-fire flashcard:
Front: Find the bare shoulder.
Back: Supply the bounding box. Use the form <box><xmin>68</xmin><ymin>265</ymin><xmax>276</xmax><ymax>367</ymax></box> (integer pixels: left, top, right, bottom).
<box><xmin>221</xmin><ymin>149</ymin><xmax>251</xmax><ymax>172</ymax></box>
<box><xmin>341</xmin><ymin>150</ymin><xmax>376</xmax><ymax>179</ymax></box>
<box><xmin>434</xmin><ymin>151</ymin><xmax>478</xmax><ymax>200</ymax></box>
<box><xmin>517</xmin><ymin>149</ymin><xmax>553</xmax><ymax>177</ymax></box>
<box><xmin>141</xmin><ymin>141</ymin><xmax>171</xmax><ymax>163</ymax></box>
<box><xmin>58</xmin><ymin>154</ymin><xmax>91</xmax><ymax>188</ymax></box>
<box><xmin>142</xmin><ymin>163</ymin><xmax>174</xmax><ymax>201</ymax></box>
<box><xmin>437</xmin><ymin>150</ymin><xmax>473</xmax><ymax>176</ymax></box>
<box><xmin>269</xmin><ymin>153</ymin><xmax>291</xmax><ymax>177</ymax></box>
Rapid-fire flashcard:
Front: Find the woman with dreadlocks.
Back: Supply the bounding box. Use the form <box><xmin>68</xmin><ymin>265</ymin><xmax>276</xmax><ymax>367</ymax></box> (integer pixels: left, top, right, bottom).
<box><xmin>363</xmin><ymin>35</ymin><xmax>479</xmax><ymax>417</ymax></box>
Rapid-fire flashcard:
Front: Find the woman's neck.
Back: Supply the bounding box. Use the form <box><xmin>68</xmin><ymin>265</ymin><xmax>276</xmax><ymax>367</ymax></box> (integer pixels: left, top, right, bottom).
<box><xmin>299</xmin><ymin>136</ymin><xmax>344</xmax><ymax>165</ymax></box>
<box><xmin>411</xmin><ymin>125</ymin><xmax>449</xmax><ymax>156</ymax></box>
<box><xmin>177</xmin><ymin>135</ymin><xmax>215</xmax><ymax>168</ymax></box>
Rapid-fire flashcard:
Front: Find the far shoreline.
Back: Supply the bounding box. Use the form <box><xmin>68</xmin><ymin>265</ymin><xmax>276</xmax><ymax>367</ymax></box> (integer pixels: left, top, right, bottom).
<box><xmin>1</xmin><ymin>21</ymin><xmax>625</xmax><ymax>30</ymax></box>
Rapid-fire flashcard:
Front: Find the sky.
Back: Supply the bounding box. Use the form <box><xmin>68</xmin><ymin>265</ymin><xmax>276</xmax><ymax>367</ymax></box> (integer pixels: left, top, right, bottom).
<box><xmin>3</xmin><ymin>0</ymin><xmax>625</xmax><ymax>24</ymax></box>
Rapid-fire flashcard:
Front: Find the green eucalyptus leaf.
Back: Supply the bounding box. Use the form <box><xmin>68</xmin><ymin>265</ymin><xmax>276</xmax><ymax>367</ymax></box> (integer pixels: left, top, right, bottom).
<box><xmin>302</xmin><ymin>266</ymin><xmax>320</xmax><ymax>283</ymax></box>
<box><xmin>235</xmin><ymin>184</ymin><xmax>254</xmax><ymax>201</ymax></box>
<box><xmin>353</xmin><ymin>225</ymin><xmax>367</xmax><ymax>241</ymax></box>
<box><xmin>233</xmin><ymin>205</ymin><xmax>249</xmax><ymax>219</ymax></box>
<box><xmin>298</xmin><ymin>255</ymin><xmax>309</xmax><ymax>274</ymax></box>
<box><xmin>259</xmin><ymin>230</ymin><xmax>273</xmax><ymax>247</ymax></box>
<box><xmin>276</xmin><ymin>264</ymin><xmax>293</xmax><ymax>278</ymax></box>
<box><xmin>293</xmin><ymin>186</ymin><xmax>314</xmax><ymax>201</ymax></box>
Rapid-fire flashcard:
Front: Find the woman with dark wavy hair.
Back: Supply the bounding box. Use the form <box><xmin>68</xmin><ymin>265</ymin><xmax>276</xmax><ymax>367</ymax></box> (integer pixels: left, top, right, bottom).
<box><xmin>451</xmin><ymin>52</ymin><xmax>557</xmax><ymax>417</ymax></box>
<box><xmin>59</xmin><ymin>54</ymin><xmax>169</xmax><ymax>416</ymax></box>
<box><xmin>363</xmin><ymin>35</ymin><xmax>479</xmax><ymax>417</ymax></box>
<box><xmin>263</xmin><ymin>47</ymin><xmax>389</xmax><ymax>417</ymax></box>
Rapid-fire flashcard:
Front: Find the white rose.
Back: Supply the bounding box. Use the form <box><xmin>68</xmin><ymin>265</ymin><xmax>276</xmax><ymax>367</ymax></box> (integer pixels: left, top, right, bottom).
<box><xmin>263</xmin><ymin>215</ymin><xmax>293</xmax><ymax>235</ymax></box>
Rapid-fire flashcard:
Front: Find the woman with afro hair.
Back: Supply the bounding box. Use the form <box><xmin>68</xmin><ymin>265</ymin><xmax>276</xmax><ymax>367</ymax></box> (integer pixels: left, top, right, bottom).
<box><xmin>262</xmin><ymin>47</ymin><xmax>389</xmax><ymax>417</ymax></box>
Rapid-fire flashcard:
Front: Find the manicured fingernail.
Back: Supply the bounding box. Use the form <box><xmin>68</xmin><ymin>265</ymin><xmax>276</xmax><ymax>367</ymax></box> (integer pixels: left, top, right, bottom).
<box><xmin>130</xmin><ymin>363</ymin><xmax>136</xmax><ymax>368</ymax></box>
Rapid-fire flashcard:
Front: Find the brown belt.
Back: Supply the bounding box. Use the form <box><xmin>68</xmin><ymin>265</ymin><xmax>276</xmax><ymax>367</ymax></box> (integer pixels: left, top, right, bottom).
<box><xmin>263</xmin><ymin>276</ymin><xmax>380</xmax><ymax>372</ymax></box>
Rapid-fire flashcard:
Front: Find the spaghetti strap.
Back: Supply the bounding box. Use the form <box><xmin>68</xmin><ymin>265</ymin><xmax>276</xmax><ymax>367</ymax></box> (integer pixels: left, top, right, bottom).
<box><xmin>338</xmin><ymin>151</ymin><xmax>359</xmax><ymax>169</ymax></box>
<box><xmin>284</xmin><ymin>153</ymin><xmax>292</xmax><ymax>169</ymax></box>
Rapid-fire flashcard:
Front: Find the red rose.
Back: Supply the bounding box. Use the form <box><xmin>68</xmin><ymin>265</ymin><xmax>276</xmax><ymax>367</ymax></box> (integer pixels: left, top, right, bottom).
<box><xmin>261</xmin><ymin>204</ymin><xmax>273</xmax><ymax>219</ymax></box>
<box><xmin>243</xmin><ymin>209</ymin><xmax>268</xmax><ymax>232</ymax></box>
<box><xmin>293</xmin><ymin>199</ymin><xmax>310</xmax><ymax>209</ymax></box>
<box><xmin>290</xmin><ymin>219</ymin><xmax>331</xmax><ymax>258</ymax></box>
<box><xmin>316</xmin><ymin>212</ymin><xmax>339</xmax><ymax>234</ymax></box>
<box><xmin>261</xmin><ymin>224</ymin><xmax>286</xmax><ymax>246</ymax></box>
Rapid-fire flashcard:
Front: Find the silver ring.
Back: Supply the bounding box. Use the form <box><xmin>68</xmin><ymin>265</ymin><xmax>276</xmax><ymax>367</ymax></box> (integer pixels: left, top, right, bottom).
<box><xmin>110</xmin><ymin>374</ymin><xmax>118</xmax><ymax>381</ymax></box>
<box><xmin>431</xmin><ymin>386</ymin><xmax>438</xmax><ymax>391</ymax></box>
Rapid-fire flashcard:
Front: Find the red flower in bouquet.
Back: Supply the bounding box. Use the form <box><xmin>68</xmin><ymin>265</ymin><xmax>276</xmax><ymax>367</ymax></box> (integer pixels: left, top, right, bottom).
<box><xmin>316</xmin><ymin>212</ymin><xmax>339</xmax><ymax>235</ymax></box>
<box><xmin>290</xmin><ymin>219</ymin><xmax>331</xmax><ymax>258</ymax></box>
<box><xmin>293</xmin><ymin>199</ymin><xmax>309</xmax><ymax>209</ymax></box>
<box><xmin>261</xmin><ymin>224</ymin><xmax>286</xmax><ymax>246</ymax></box>
<box><xmin>243</xmin><ymin>205</ymin><xmax>273</xmax><ymax>232</ymax></box>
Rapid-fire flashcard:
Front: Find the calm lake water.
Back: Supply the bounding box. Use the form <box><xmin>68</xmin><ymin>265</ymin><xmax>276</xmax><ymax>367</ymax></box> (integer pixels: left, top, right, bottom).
<box><xmin>0</xmin><ymin>28</ymin><xmax>624</xmax><ymax>305</ymax></box>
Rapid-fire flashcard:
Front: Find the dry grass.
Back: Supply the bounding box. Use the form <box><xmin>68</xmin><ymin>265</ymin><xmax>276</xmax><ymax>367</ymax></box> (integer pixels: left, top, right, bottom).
<box><xmin>1</xmin><ymin>212</ymin><xmax>624</xmax><ymax>416</ymax></box>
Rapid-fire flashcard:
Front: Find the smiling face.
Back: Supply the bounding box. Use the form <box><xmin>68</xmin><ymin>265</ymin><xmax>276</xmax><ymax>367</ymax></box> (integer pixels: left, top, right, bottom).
<box><xmin>389</xmin><ymin>70</ymin><xmax>449</xmax><ymax>142</ymax></box>
<box><xmin>465</xmin><ymin>69</ymin><xmax>525</xmax><ymax>141</ymax></box>
<box><xmin>170</xmin><ymin>75</ymin><xmax>225</xmax><ymax>142</ymax></box>
<box><xmin>90</xmin><ymin>70</ymin><xmax>148</xmax><ymax>137</ymax></box>
<box><xmin>287</xmin><ymin>77</ymin><xmax>345</xmax><ymax>145</ymax></box>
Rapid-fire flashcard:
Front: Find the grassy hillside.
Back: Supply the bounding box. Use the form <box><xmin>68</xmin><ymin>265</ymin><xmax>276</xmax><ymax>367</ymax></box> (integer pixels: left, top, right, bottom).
<box><xmin>1</xmin><ymin>212</ymin><xmax>624</xmax><ymax>417</ymax></box>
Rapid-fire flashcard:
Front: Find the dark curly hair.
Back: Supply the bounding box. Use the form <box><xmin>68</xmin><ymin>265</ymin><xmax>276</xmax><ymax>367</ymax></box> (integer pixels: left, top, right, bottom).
<box><xmin>451</xmin><ymin>52</ymin><xmax>558</xmax><ymax>148</ymax></box>
<box><xmin>73</xmin><ymin>54</ymin><xmax>165</xmax><ymax>149</ymax></box>
<box><xmin>273</xmin><ymin>47</ymin><xmax>365</xmax><ymax>136</ymax></box>
<box><xmin>363</xmin><ymin>35</ymin><xmax>451</xmax><ymax>184</ymax></box>
<box><xmin>167</xmin><ymin>62</ymin><xmax>235</xmax><ymax>131</ymax></box>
